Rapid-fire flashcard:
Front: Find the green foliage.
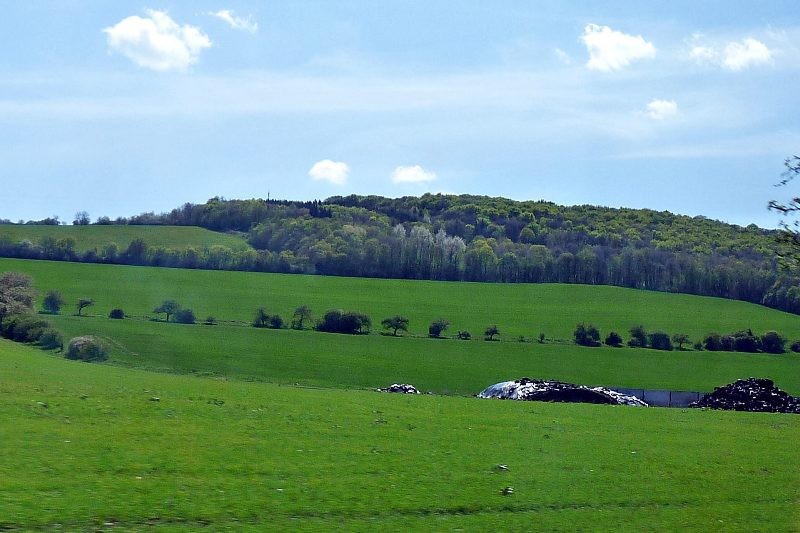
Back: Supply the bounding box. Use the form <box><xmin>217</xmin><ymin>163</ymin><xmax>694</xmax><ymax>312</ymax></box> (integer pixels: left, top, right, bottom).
<box><xmin>671</xmin><ymin>333</ymin><xmax>691</xmax><ymax>350</ymax></box>
<box><xmin>204</xmin><ymin>315</ymin><xmax>217</xmax><ymax>325</ymax></box>
<box><xmin>791</xmin><ymin>340</ymin><xmax>800</xmax><ymax>353</ymax></box>
<box><xmin>704</xmin><ymin>333</ymin><xmax>722</xmax><ymax>351</ymax></box>
<box><xmin>604</xmin><ymin>331</ymin><xmax>623</xmax><ymax>347</ymax></box>
<box><xmin>65</xmin><ymin>335</ymin><xmax>108</xmax><ymax>362</ymax></box>
<box><xmin>75</xmin><ymin>298</ymin><xmax>94</xmax><ymax>316</ymax></box>
<box><xmin>484</xmin><ymin>324</ymin><xmax>500</xmax><ymax>341</ymax></box>
<box><xmin>316</xmin><ymin>309</ymin><xmax>371</xmax><ymax>334</ymax></box>
<box><xmin>761</xmin><ymin>331</ymin><xmax>786</xmax><ymax>354</ymax></box>
<box><xmin>0</xmin><ymin>313</ymin><xmax>49</xmax><ymax>342</ymax></box>
<box><xmin>428</xmin><ymin>318</ymin><xmax>449</xmax><ymax>338</ymax></box>
<box><xmin>174</xmin><ymin>308</ymin><xmax>196</xmax><ymax>324</ymax></box>
<box><xmin>457</xmin><ymin>330</ymin><xmax>471</xmax><ymax>340</ymax></box>
<box><xmin>628</xmin><ymin>325</ymin><xmax>647</xmax><ymax>348</ymax></box>
<box><xmin>291</xmin><ymin>305</ymin><xmax>312</xmax><ymax>330</ymax></box>
<box><xmin>153</xmin><ymin>299</ymin><xmax>180</xmax><ymax>321</ymax></box>
<box><xmin>647</xmin><ymin>332</ymin><xmax>673</xmax><ymax>351</ymax></box>
<box><xmin>38</xmin><ymin>328</ymin><xmax>63</xmax><ymax>350</ymax></box>
<box><xmin>253</xmin><ymin>308</ymin><xmax>283</xmax><ymax>329</ymax></box>
<box><xmin>381</xmin><ymin>315</ymin><xmax>409</xmax><ymax>336</ymax></box>
<box><xmin>574</xmin><ymin>323</ymin><xmax>601</xmax><ymax>347</ymax></box>
<box><xmin>42</xmin><ymin>290</ymin><xmax>65</xmax><ymax>314</ymax></box>
<box><xmin>108</xmin><ymin>308</ymin><xmax>125</xmax><ymax>319</ymax></box>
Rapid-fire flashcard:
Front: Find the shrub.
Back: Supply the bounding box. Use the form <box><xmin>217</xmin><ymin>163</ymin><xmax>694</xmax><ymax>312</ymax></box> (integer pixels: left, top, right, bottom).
<box><xmin>720</xmin><ymin>335</ymin><xmax>736</xmax><ymax>352</ymax></box>
<box><xmin>604</xmin><ymin>331</ymin><xmax>623</xmax><ymax>347</ymax></box>
<box><xmin>108</xmin><ymin>308</ymin><xmax>125</xmax><ymax>319</ymax></box>
<box><xmin>1</xmin><ymin>313</ymin><xmax>49</xmax><ymax>342</ymax></box>
<box><xmin>484</xmin><ymin>325</ymin><xmax>500</xmax><ymax>341</ymax></box>
<box><xmin>39</xmin><ymin>328</ymin><xmax>63</xmax><ymax>350</ymax></box>
<box><xmin>268</xmin><ymin>314</ymin><xmax>284</xmax><ymax>329</ymax></box>
<box><xmin>428</xmin><ymin>318</ymin><xmax>449</xmax><ymax>338</ymax></box>
<box><xmin>647</xmin><ymin>331</ymin><xmax>673</xmax><ymax>351</ymax></box>
<box><xmin>703</xmin><ymin>333</ymin><xmax>722</xmax><ymax>351</ymax></box>
<box><xmin>65</xmin><ymin>335</ymin><xmax>108</xmax><ymax>362</ymax></box>
<box><xmin>456</xmin><ymin>330</ymin><xmax>471</xmax><ymax>340</ymax></box>
<box><xmin>204</xmin><ymin>316</ymin><xmax>217</xmax><ymax>325</ymax></box>
<box><xmin>538</xmin><ymin>332</ymin><xmax>545</xmax><ymax>344</ymax></box>
<box><xmin>791</xmin><ymin>340</ymin><xmax>800</xmax><ymax>353</ymax></box>
<box><xmin>174</xmin><ymin>309</ymin><xmax>196</xmax><ymax>324</ymax></box>
<box><xmin>316</xmin><ymin>309</ymin><xmax>371</xmax><ymax>334</ymax></box>
<box><xmin>42</xmin><ymin>290</ymin><xmax>65</xmax><ymax>314</ymax></box>
<box><xmin>693</xmin><ymin>341</ymin><xmax>703</xmax><ymax>351</ymax></box>
<box><xmin>253</xmin><ymin>308</ymin><xmax>283</xmax><ymax>329</ymax></box>
<box><xmin>761</xmin><ymin>331</ymin><xmax>786</xmax><ymax>354</ymax></box>
<box><xmin>671</xmin><ymin>333</ymin><xmax>691</xmax><ymax>350</ymax></box>
<box><xmin>574</xmin><ymin>323</ymin><xmax>601</xmax><ymax>347</ymax></box>
<box><xmin>732</xmin><ymin>330</ymin><xmax>760</xmax><ymax>353</ymax></box>
<box><xmin>628</xmin><ymin>325</ymin><xmax>647</xmax><ymax>348</ymax></box>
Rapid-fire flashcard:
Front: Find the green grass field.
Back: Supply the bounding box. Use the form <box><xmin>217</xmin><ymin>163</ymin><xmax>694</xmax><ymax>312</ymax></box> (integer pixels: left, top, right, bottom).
<box><xmin>0</xmin><ymin>225</ymin><xmax>251</xmax><ymax>252</ymax></box>
<box><xmin>1</xmin><ymin>339</ymin><xmax>798</xmax><ymax>531</ymax></box>
<box><xmin>2</xmin><ymin>258</ymin><xmax>799</xmax><ymax>395</ymax></box>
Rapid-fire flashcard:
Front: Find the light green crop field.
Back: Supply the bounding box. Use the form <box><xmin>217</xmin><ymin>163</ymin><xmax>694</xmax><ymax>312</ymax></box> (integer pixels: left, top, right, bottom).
<box><xmin>2</xmin><ymin>258</ymin><xmax>800</xmax><ymax>394</ymax></box>
<box><xmin>0</xmin><ymin>225</ymin><xmax>251</xmax><ymax>252</ymax></box>
<box><xmin>1</xmin><ymin>339</ymin><xmax>798</xmax><ymax>532</ymax></box>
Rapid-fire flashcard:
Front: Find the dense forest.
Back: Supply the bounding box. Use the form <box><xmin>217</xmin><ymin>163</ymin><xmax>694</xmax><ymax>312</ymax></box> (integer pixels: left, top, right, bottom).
<box><xmin>2</xmin><ymin>194</ymin><xmax>799</xmax><ymax>314</ymax></box>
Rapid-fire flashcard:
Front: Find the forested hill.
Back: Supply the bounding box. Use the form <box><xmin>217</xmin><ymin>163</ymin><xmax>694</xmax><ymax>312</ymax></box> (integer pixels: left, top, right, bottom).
<box><xmin>2</xmin><ymin>194</ymin><xmax>798</xmax><ymax>313</ymax></box>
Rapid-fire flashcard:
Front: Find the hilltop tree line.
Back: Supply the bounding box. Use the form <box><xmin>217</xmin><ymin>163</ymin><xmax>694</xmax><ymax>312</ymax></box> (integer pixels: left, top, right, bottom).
<box><xmin>2</xmin><ymin>194</ymin><xmax>798</xmax><ymax>313</ymax></box>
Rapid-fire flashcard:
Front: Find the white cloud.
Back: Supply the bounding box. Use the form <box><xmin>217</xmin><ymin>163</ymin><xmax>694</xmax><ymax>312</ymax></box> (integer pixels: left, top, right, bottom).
<box><xmin>688</xmin><ymin>37</ymin><xmax>772</xmax><ymax>71</ymax></box>
<box><xmin>723</xmin><ymin>38</ymin><xmax>772</xmax><ymax>71</ymax></box>
<box><xmin>210</xmin><ymin>10</ymin><xmax>258</xmax><ymax>33</ymax></box>
<box><xmin>391</xmin><ymin>165</ymin><xmax>437</xmax><ymax>184</ymax></box>
<box><xmin>104</xmin><ymin>10</ymin><xmax>211</xmax><ymax>71</ymax></box>
<box><xmin>689</xmin><ymin>46</ymin><xmax>717</xmax><ymax>63</ymax></box>
<box><xmin>308</xmin><ymin>159</ymin><xmax>350</xmax><ymax>185</ymax></box>
<box><xmin>581</xmin><ymin>24</ymin><xmax>655</xmax><ymax>71</ymax></box>
<box><xmin>645</xmin><ymin>99</ymin><xmax>678</xmax><ymax>120</ymax></box>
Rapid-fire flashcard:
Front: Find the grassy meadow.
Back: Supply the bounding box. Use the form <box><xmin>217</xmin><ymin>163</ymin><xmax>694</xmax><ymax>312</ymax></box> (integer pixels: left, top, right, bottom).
<box><xmin>0</xmin><ymin>225</ymin><xmax>251</xmax><ymax>253</ymax></box>
<box><xmin>1</xmin><ymin>257</ymin><xmax>799</xmax><ymax>394</ymax></box>
<box><xmin>1</xmin><ymin>339</ymin><xmax>798</xmax><ymax>531</ymax></box>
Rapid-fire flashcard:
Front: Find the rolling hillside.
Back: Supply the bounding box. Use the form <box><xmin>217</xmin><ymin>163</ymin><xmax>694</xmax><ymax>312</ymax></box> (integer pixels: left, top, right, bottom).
<box><xmin>1</xmin><ymin>339</ymin><xmax>798</xmax><ymax>531</ymax></box>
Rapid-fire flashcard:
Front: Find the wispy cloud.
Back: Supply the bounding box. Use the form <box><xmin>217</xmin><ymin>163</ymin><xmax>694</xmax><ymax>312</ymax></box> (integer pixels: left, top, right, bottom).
<box><xmin>103</xmin><ymin>10</ymin><xmax>211</xmax><ymax>72</ymax></box>
<box><xmin>209</xmin><ymin>10</ymin><xmax>258</xmax><ymax>33</ymax></box>
<box><xmin>645</xmin><ymin>99</ymin><xmax>678</xmax><ymax>120</ymax></box>
<box><xmin>581</xmin><ymin>24</ymin><xmax>655</xmax><ymax>71</ymax></box>
<box><xmin>309</xmin><ymin>159</ymin><xmax>350</xmax><ymax>185</ymax></box>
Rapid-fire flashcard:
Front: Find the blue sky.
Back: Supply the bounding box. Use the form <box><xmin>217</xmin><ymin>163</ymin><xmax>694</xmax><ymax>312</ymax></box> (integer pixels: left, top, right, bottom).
<box><xmin>1</xmin><ymin>1</ymin><xmax>798</xmax><ymax>227</ymax></box>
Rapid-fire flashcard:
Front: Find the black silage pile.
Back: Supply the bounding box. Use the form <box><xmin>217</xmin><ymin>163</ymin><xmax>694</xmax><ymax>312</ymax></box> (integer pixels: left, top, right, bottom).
<box><xmin>690</xmin><ymin>378</ymin><xmax>800</xmax><ymax>414</ymax></box>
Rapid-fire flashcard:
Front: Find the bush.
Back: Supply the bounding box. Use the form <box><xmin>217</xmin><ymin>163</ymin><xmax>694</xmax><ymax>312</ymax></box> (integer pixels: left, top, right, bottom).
<box><xmin>720</xmin><ymin>335</ymin><xmax>736</xmax><ymax>351</ymax></box>
<box><xmin>174</xmin><ymin>309</ymin><xmax>196</xmax><ymax>324</ymax></box>
<box><xmin>703</xmin><ymin>333</ymin><xmax>722</xmax><ymax>351</ymax></box>
<box><xmin>693</xmin><ymin>341</ymin><xmax>703</xmax><ymax>351</ymax></box>
<box><xmin>428</xmin><ymin>318</ymin><xmax>449</xmax><ymax>338</ymax></box>
<box><xmin>1</xmin><ymin>313</ymin><xmax>49</xmax><ymax>342</ymax></box>
<box><xmin>647</xmin><ymin>331</ymin><xmax>673</xmax><ymax>351</ymax></box>
<box><xmin>791</xmin><ymin>340</ymin><xmax>800</xmax><ymax>353</ymax></box>
<box><xmin>204</xmin><ymin>316</ymin><xmax>217</xmax><ymax>325</ymax></box>
<box><xmin>42</xmin><ymin>290</ymin><xmax>65</xmax><ymax>314</ymax></box>
<box><xmin>456</xmin><ymin>330</ymin><xmax>471</xmax><ymax>340</ymax></box>
<box><xmin>629</xmin><ymin>325</ymin><xmax>647</xmax><ymax>348</ymax></box>
<box><xmin>39</xmin><ymin>328</ymin><xmax>63</xmax><ymax>350</ymax></box>
<box><xmin>253</xmin><ymin>308</ymin><xmax>283</xmax><ymax>329</ymax></box>
<box><xmin>761</xmin><ymin>331</ymin><xmax>786</xmax><ymax>354</ymax></box>
<box><xmin>538</xmin><ymin>332</ymin><xmax>545</xmax><ymax>344</ymax></box>
<box><xmin>65</xmin><ymin>335</ymin><xmax>108</xmax><ymax>362</ymax></box>
<box><xmin>604</xmin><ymin>331</ymin><xmax>623</xmax><ymax>347</ymax></box>
<box><xmin>574</xmin><ymin>323</ymin><xmax>601</xmax><ymax>347</ymax></box>
<box><xmin>316</xmin><ymin>309</ymin><xmax>371</xmax><ymax>334</ymax></box>
<box><xmin>732</xmin><ymin>330</ymin><xmax>760</xmax><ymax>353</ymax></box>
<box><xmin>109</xmin><ymin>308</ymin><xmax>125</xmax><ymax>319</ymax></box>
<box><xmin>484</xmin><ymin>325</ymin><xmax>500</xmax><ymax>341</ymax></box>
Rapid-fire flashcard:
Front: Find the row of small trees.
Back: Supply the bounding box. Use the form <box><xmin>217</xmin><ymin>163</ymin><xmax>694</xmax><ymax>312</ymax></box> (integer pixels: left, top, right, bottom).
<box><xmin>574</xmin><ymin>323</ymin><xmax>795</xmax><ymax>354</ymax></box>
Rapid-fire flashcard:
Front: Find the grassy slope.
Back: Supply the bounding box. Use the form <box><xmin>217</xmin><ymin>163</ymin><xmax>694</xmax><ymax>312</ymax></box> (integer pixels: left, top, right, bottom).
<box><xmin>0</xmin><ymin>225</ymin><xmax>251</xmax><ymax>252</ymax></box>
<box><xmin>3</xmin><ymin>258</ymin><xmax>799</xmax><ymax>341</ymax></box>
<box><xmin>1</xmin><ymin>339</ymin><xmax>798</xmax><ymax>531</ymax></box>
